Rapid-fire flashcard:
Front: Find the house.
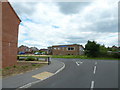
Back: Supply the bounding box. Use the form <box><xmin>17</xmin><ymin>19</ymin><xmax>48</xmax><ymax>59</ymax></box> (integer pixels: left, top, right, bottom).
<box><xmin>30</xmin><ymin>47</ymin><xmax>39</xmax><ymax>53</ymax></box>
<box><xmin>48</xmin><ymin>44</ymin><xmax>84</xmax><ymax>55</ymax></box>
<box><xmin>0</xmin><ymin>1</ymin><xmax>21</xmax><ymax>68</ymax></box>
<box><xmin>18</xmin><ymin>45</ymin><xmax>39</xmax><ymax>54</ymax></box>
<box><xmin>18</xmin><ymin>45</ymin><xmax>32</xmax><ymax>54</ymax></box>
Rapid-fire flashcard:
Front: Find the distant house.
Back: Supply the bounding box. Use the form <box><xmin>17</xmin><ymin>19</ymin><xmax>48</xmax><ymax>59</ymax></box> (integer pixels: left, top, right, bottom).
<box><xmin>112</xmin><ymin>45</ymin><xmax>118</xmax><ymax>50</ymax></box>
<box><xmin>30</xmin><ymin>47</ymin><xmax>39</xmax><ymax>52</ymax></box>
<box><xmin>18</xmin><ymin>45</ymin><xmax>32</xmax><ymax>54</ymax></box>
<box><xmin>0</xmin><ymin>1</ymin><xmax>21</xmax><ymax>68</ymax></box>
<box><xmin>48</xmin><ymin>44</ymin><xmax>84</xmax><ymax>55</ymax></box>
<box><xmin>18</xmin><ymin>45</ymin><xmax>39</xmax><ymax>54</ymax></box>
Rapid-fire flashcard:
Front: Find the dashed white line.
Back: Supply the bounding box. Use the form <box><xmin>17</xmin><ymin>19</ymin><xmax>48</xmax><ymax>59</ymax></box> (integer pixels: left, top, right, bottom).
<box><xmin>93</xmin><ymin>66</ymin><xmax>97</xmax><ymax>74</ymax></box>
<box><xmin>91</xmin><ymin>81</ymin><xmax>95</xmax><ymax>89</ymax></box>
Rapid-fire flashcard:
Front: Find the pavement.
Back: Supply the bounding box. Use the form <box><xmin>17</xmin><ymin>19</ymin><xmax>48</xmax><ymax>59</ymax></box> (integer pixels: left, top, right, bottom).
<box><xmin>2</xmin><ymin>60</ymin><xmax>65</xmax><ymax>89</ymax></box>
<box><xmin>26</xmin><ymin>58</ymin><xmax>119</xmax><ymax>89</ymax></box>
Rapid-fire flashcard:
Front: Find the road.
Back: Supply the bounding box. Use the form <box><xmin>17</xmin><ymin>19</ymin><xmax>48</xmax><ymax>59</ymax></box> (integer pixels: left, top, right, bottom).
<box><xmin>27</xmin><ymin>58</ymin><xmax>118</xmax><ymax>89</ymax></box>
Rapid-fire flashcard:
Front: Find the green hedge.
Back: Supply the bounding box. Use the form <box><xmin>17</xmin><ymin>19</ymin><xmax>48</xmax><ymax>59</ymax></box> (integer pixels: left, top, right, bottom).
<box><xmin>25</xmin><ymin>57</ymin><xmax>36</xmax><ymax>61</ymax></box>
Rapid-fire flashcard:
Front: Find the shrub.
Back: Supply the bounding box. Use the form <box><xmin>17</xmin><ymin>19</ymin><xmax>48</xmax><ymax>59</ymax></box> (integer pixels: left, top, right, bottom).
<box><xmin>32</xmin><ymin>64</ymin><xmax>37</xmax><ymax>66</ymax></box>
<box><xmin>5</xmin><ymin>67</ymin><xmax>11</xmax><ymax>70</ymax></box>
<box><xmin>13</xmin><ymin>65</ymin><xmax>17</xmax><ymax>68</ymax></box>
<box><xmin>112</xmin><ymin>53</ymin><xmax>120</xmax><ymax>58</ymax></box>
<box><xmin>17</xmin><ymin>56</ymin><xmax>19</xmax><ymax>60</ymax></box>
<box><xmin>25</xmin><ymin>57</ymin><xmax>36</xmax><ymax>61</ymax></box>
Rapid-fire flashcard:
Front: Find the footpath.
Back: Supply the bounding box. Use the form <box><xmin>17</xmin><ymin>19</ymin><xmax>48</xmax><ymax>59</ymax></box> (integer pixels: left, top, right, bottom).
<box><xmin>2</xmin><ymin>60</ymin><xmax>65</xmax><ymax>89</ymax></box>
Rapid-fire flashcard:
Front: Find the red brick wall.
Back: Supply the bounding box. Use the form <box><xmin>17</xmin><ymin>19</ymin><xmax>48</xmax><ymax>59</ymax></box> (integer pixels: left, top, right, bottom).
<box><xmin>1</xmin><ymin>2</ymin><xmax>21</xmax><ymax>68</ymax></box>
<box><xmin>0</xmin><ymin>2</ymin><xmax>2</xmax><ymax>68</ymax></box>
<box><xmin>52</xmin><ymin>45</ymin><xmax>83</xmax><ymax>55</ymax></box>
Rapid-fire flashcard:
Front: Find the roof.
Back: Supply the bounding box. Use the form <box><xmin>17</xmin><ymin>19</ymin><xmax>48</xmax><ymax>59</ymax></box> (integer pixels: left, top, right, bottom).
<box><xmin>40</xmin><ymin>49</ymin><xmax>48</xmax><ymax>51</ymax></box>
<box><xmin>40</xmin><ymin>49</ymin><xmax>48</xmax><ymax>50</ymax></box>
<box><xmin>52</xmin><ymin>44</ymin><xmax>84</xmax><ymax>48</ymax></box>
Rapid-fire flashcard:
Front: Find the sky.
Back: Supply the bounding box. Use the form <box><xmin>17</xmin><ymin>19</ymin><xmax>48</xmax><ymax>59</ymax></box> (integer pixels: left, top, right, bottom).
<box><xmin>9</xmin><ymin>0</ymin><xmax>119</xmax><ymax>49</ymax></box>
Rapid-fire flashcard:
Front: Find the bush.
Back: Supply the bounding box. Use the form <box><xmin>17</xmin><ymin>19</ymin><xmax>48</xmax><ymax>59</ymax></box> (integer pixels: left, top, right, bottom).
<box><xmin>5</xmin><ymin>67</ymin><xmax>11</xmax><ymax>70</ymax></box>
<box><xmin>13</xmin><ymin>65</ymin><xmax>17</xmax><ymax>68</ymax></box>
<box><xmin>25</xmin><ymin>57</ymin><xmax>36</xmax><ymax>61</ymax></box>
<box><xmin>32</xmin><ymin>64</ymin><xmax>37</xmax><ymax>66</ymax></box>
<box><xmin>17</xmin><ymin>56</ymin><xmax>19</xmax><ymax>60</ymax></box>
<box><xmin>112</xmin><ymin>53</ymin><xmax>120</xmax><ymax>58</ymax></box>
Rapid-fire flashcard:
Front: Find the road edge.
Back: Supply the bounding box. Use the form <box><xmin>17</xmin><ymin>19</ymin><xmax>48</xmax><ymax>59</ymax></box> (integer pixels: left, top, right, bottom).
<box><xmin>16</xmin><ymin>61</ymin><xmax>65</xmax><ymax>89</ymax></box>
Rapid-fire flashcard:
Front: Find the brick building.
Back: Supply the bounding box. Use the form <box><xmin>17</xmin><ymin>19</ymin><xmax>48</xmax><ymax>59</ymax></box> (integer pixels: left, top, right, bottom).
<box><xmin>48</xmin><ymin>44</ymin><xmax>84</xmax><ymax>55</ymax></box>
<box><xmin>0</xmin><ymin>1</ymin><xmax>21</xmax><ymax>68</ymax></box>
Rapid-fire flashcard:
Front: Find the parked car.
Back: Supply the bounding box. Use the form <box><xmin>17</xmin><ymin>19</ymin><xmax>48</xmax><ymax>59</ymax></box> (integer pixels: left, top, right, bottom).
<box><xmin>18</xmin><ymin>52</ymin><xmax>25</xmax><ymax>55</ymax></box>
<box><xmin>34</xmin><ymin>52</ymin><xmax>42</xmax><ymax>55</ymax></box>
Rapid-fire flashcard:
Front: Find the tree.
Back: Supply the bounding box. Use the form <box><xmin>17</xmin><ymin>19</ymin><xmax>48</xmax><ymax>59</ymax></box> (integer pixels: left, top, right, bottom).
<box><xmin>85</xmin><ymin>40</ymin><xmax>100</xmax><ymax>57</ymax></box>
<box><xmin>99</xmin><ymin>45</ymin><xmax>108</xmax><ymax>57</ymax></box>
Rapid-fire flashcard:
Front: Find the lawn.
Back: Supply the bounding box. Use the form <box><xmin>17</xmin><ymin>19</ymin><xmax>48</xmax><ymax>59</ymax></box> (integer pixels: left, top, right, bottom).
<box><xmin>51</xmin><ymin>55</ymin><xmax>119</xmax><ymax>60</ymax></box>
<box><xmin>18</xmin><ymin>55</ymin><xmax>119</xmax><ymax>60</ymax></box>
<box><xmin>2</xmin><ymin>61</ymin><xmax>48</xmax><ymax>78</ymax></box>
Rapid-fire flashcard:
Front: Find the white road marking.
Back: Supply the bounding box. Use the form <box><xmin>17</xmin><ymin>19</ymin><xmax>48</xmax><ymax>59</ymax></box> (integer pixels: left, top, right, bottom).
<box><xmin>76</xmin><ymin>61</ymin><xmax>83</xmax><ymax>66</ymax></box>
<box><xmin>76</xmin><ymin>62</ymin><xmax>80</xmax><ymax>66</ymax></box>
<box><xmin>80</xmin><ymin>61</ymin><xmax>83</xmax><ymax>64</ymax></box>
<box><xmin>91</xmin><ymin>81</ymin><xmax>95</xmax><ymax>89</ymax></box>
<box><xmin>93</xmin><ymin>66</ymin><xmax>97</xmax><ymax>74</ymax></box>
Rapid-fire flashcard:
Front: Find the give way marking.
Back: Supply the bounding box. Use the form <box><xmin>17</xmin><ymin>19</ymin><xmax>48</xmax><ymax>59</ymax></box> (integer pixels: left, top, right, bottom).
<box><xmin>76</xmin><ymin>61</ymin><xmax>83</xmax><ymax>66</ymax></box>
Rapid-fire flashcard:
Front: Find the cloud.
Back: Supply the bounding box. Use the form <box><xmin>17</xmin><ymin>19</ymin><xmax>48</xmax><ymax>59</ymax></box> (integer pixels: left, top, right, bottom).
<box><xmin>57</xmin><ymin>2</ymin><xmax>90</xmax><ymax>15</ymax></box>
<box><xmin>10</xmin><ymin>2</ymin><xmax>38</xmax><ymax>19</ymax></box>
<box><xmin>52</xmin><ymin>25</ymin><xmax>60</xmax><ymax>29</ymax></box>
<box><xmin>9</xmin><ymin>0</ymin><xmax>119</xmax><ymax>49</ymax></box>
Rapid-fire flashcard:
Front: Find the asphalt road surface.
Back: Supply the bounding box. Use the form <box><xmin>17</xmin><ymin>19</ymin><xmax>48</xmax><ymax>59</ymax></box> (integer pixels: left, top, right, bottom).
<box><xmin>27</xmin><ymin>58</ymin><xmax>118</xmax><ymax>89</ymax></box>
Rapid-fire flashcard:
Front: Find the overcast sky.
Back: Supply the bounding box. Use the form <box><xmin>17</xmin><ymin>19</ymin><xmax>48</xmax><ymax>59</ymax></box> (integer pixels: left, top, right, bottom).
<box><xmin>9</xmin><ymin>0</ymin><xmax>119</xmax><ymax>49</ymax></box>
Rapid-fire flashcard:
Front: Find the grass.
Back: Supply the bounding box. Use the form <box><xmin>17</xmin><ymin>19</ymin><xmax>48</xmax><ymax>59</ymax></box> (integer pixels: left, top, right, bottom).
<box><xmin>52</xmin><ymin>55</ymin><xmax>120</xmax><ymax>60</ymax></box>
<box><xmin>52</xmin><ymin>55</ymin><xmax>87</xmax><ymax>59</ymax></box>
<box><xmin>18</xmin><ymin>55</ymin><xmax>120</xmax><ymax>60</ymax></box>
<box><xmin>2</xmin><ymin>61</ymin><xmax>47</xmax><ymax>78</ymax></box>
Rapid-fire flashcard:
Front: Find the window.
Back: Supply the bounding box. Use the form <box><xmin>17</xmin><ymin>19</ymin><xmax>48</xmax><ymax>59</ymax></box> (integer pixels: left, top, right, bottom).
<box><xmin>58</xmin><ymin>48</ymin><xmax>60</xmax><ymax>50</ymax></box>
<box><xmin>80</xmin><ymin>47</ymin><xmax>84</xmax><ymax>51</ymax></box>
<box><xmin>67</xmin><ymin>47</ymin><xmax>75</xmax><ymax>51</ymax></box>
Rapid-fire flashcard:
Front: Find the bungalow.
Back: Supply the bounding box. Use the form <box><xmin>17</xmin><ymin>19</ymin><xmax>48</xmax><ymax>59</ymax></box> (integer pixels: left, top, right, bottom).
<box><xmin>48</xmin><ymin>44</ymin><xmax>84</xmax><ymax>55</ymax></box>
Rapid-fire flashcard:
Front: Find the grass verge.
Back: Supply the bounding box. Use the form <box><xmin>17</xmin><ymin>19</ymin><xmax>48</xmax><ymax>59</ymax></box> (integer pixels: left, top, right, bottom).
<box><xmin>17</xmin><ymin>55</ymin><xmax>120</xmax><ymax>60</ymax></box>
<box><xmin>51</xmin><ymin>55</ymin><xmax>119</xmax><ymax>60</ymax></box>
<box><xmin>2</xmin><ymin>61</ymin><xmax>47</xmax><ymax>78</ymax></box>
